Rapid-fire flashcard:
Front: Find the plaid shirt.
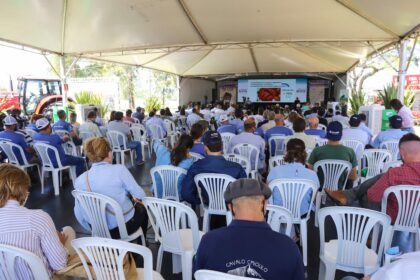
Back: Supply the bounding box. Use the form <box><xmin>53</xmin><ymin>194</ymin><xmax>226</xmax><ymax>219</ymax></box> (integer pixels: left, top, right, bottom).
<box><xmin>367</xmin><ymin>162</ymin><xmax>420</xmax><ymax>223</ymax></box>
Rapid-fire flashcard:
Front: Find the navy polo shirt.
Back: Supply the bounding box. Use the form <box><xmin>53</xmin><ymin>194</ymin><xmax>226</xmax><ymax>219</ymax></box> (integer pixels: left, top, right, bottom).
<box><xmin>0</xmin><ymin>131</ymin><xmax>32</xmax><ymax>164</ymax></box>
<box><xmin>53</xmin><ymin>120</ymin><xmax>73</xmax><ymax>133</ymax></box>
<box><xmin>194</xmin><ymin>220</ymin><xmax>305</xmax><ymax>280</ymax></box>
<box><xmin>33</xmin><ymin>133</ymin><xmax>66</xmax><ymax>166</ymax></box>
<box><xmin>181</xmin><ymin>155</ymin><xmax>247</xmax><ymax>205</ymax></box>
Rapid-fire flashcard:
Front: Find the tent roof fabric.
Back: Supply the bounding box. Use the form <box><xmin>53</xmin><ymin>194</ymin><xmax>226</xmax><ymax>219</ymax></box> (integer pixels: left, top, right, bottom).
<box><xmin>0</xmin><ymin>0</ymin><xmax>418</xmax><ymax>77</ymax></box>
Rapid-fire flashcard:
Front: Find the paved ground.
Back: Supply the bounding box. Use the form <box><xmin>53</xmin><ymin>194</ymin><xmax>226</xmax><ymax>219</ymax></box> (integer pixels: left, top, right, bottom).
<box><xmin>25</xmin><ymin>155</ymin><xmax>415</xmax><ymax>280</ymax></box>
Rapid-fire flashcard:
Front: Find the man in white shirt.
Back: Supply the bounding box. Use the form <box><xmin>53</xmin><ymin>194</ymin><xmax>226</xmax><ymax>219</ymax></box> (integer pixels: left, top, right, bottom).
<box><xmin>261</xmin><ymin>111</ymin><xmax>276</xmax><ymax>132</ymax></box>
<box><xmin>342</xmin><ymin>114</ymin><xmax>370</xmax><ymax>146</ymax></box>
<box><xmin>79</xmin><ymin>111</ymin><xmax>103</xmax><ymax>137</ymax></box>
<box><xmin>226</xmin><ymin>104</ymin><xmax>236</xmax><ymax>116</ymax></box>
<box><xmin>332</xmin><ymin>111</ymin><xmax>350</xmax><ymax>126</ymax></box>
<box><xmin>187</xmin><ymin>108</ymin><xmax>203</xmax><ymax>127</ymax></box>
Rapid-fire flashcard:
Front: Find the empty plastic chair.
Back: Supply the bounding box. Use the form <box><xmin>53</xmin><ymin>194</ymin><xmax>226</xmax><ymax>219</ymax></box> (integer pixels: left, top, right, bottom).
<box><xmin>266</xmin><ymin>205</ymin><xmax>293</xmax><ymax>237</ymax></box>
<box><xmin>318</xmin><ymin>207</ymin><xmax>391</xmax><ymax>280</ymax></box>
<box><xmin>380</xmin><ymin>140</ymin><xmax>400</xmax><ymax>161</ymax></box>
<box><xmin>220</xmin><ymin>132</ymin><xmax>235</xmax><ymax>154</ymax></box>
<box><xmin>223</xmin><ymin>153</ymin><xmax>251</xmax><ymax>177</ymax></box>
<box><xmin>194</xmin><ymin>173</ymin><xmax>236</xmax><ymax>232</ymax></box>
<box><xmin>71</xmin><ymin>237</ymin><xmax>163</xmax><ymax>280</ymax></box>
<box><xmin>268</xmin><ymin>135</ymin><xmax>286</xmax><ymax>157</ymax></box>
<box><xmin>72</xmin><ymin>190</ymin><xmax>145</xmax><ymax>244</ymax></box>
<box><xmin>150</xmin><ymin>165</ymin><xmax>187</xmax><ymax>201</ymax></box>
<box><xmin>131</xmin><ymin>125</ymin><xmax>151</xmax><ymax>159</ymax></box>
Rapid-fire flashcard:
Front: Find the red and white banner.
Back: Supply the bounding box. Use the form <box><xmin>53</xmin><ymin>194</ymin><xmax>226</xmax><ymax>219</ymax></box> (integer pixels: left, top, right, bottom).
<box><xmin>393</xmin><ymin>74</ymin><xmax>420</xmax><ymax>91</ymax></box>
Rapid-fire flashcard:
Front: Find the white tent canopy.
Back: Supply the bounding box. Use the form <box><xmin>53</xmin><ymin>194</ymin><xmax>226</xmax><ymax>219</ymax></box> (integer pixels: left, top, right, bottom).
<box><xmin>0</xmin><ymin>0</ymin><xmax>419</xmax><ymax>77</ymax></box>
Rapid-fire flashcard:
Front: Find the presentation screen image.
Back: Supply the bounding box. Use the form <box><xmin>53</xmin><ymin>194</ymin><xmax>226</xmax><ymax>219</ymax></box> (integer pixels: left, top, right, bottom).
<box><xmin>237</xmin><ymin>79</ymin><xmax>307</xmax><ymax>103</ymax></box>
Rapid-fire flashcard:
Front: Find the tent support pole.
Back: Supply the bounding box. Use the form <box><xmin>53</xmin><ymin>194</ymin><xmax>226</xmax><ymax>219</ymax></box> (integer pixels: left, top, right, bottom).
<box><xmin>43</xmin><ymin>54</ymin><xmax>60</xmax><ymax>77</ymax></box>
<box><xmin>60</xmin><ymin>55</ymin><xmax>68</xmax><ymax>107</ymax></box>
<box><xmin>397</xmin><ymin>40</ymin><xmax>408</xmax><ymax>101</ymax></box>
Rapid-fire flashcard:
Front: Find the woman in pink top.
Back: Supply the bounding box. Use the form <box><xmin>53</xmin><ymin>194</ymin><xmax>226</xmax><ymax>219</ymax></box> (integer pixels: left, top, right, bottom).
<box><xmin>123</xmin><ymin>109</ymin><xmax>135</xmax><ymax>125</ymax></box>
<box><xmin>390</xmin><ymin>99</ymin><xmax>414</xmax><ymax>132</ymax></box>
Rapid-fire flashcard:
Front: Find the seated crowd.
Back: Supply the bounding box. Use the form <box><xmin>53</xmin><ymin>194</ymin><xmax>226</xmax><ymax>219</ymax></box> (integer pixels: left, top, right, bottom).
<box><xmin>0</xmin><ymin>99</ymin><xmax>418</xmax><ymax>280</ymax></box>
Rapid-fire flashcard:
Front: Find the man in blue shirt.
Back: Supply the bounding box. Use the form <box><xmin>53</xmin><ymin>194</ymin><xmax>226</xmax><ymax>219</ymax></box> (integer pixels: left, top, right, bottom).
<box><xmin>194</xmin><ymin>178</ymin><xmax>305</xmax><ymax>280</ymax></box>
<box><xmin>33</xmin><ymin>118</ymin><xmax>85</xmax><ymax>176</ymax></box>
<box><xmin>359</xmin><ymin>113</ymin><xmax>373</xmax><ymax>141</ymax></box>
<box><xmin>217</xmin><ymin>115</ymin><xmax>236</xmax><ymax>134</ymax></box>
<box><xmin>145</xmin><ymin>111</ymin><xmax>167</xmax><ymax>139</ymax></box>
<box><xmin>373</xmin><ymin>115</ymin><xmax>408</xmax><ymax>148</ymax></box>
<box><xmin>182</xmin><ymin>131</ymin><xmax>247</xmax><ymax>205</ymax></box>
<box><xmin>52</xmin><ymin>110</ymin><xmax>82</xmax><ymax>145</ymax></box>
<box><xmin>229</xmin><ymin>108</ymin><xmax>244</xmax><ymax>134</ymax></box>
<box><xmin>132</xmin><ymin>107</ymin><xmax>144</xmax><ymax>123</ymax></box>
<box><xmin>305</xmin><ymin>116</ymin><xmax>326</xmax><ymax>138</ymax></box>
<box><xmin>0</xmin><ymin>116</ymin><xmax>36</xmax><ymax>164</ymax></box>
<box><xmin>264</xmin><ymin>113</ymin><xmax>293</xmax><ymax>142</ymax></box>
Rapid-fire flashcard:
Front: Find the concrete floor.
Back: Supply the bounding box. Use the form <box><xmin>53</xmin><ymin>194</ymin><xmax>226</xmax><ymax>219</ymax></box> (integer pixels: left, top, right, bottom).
<box><xmin>24</xmin><ymin>156</ymin><xmax>415</xmax><ymax>280</ymax></box>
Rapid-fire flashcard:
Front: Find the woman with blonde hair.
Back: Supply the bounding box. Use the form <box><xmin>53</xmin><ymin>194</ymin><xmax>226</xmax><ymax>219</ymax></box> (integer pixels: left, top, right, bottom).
<box><xmin>0</xmin><ymin>164</ymin><xmax>75</xmax><ymax>278</ymax></box>
<box><xmin>73</xmin><ymin>137</ymin><xmax>148</xmax><ymax>242</ymax></box>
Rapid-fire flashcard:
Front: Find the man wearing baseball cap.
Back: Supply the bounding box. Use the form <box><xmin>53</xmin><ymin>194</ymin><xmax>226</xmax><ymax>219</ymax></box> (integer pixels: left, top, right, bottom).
<box><xmin>308</xmin><ymin>121</ymin><xmax>358</xmax><ymax>189</ymax></box>
<box><xmin>342</xmin><ymin>114</ymin><xmax>370</xmax><ymax>146</ymax></box>
<box><xmin>182</xmin><ymin>131</ymin><xmax>246</xmax><ymax>206</ymax></box>
<box><xmin>217</xmin><ymin>115</ymin><xmax>236</xmax><ymax>134</ymax></box>
<box><xmin>0</xmin><ymin>115</ymin><xmax>36</xmax><ymax>164</ymax></box>
<box><xmin>372</xmin><ymin>115</ymin><xmax>408</xmax><ymax>148</ymax></box>
<box><xmin>194</xmin><ymin>178</ymin><xmax>305</xmax><ymax>280</ymax></box>
<box><xmin>33</xmin><ymin>118</ymin><xmax>85</xmax><ymax>176</ymax></box>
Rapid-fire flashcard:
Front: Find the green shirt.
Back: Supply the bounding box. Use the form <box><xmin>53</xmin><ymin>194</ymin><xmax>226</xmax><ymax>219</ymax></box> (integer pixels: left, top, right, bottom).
<box><xmin>308</xmin><ymin>144</ymin><xmax>357</xmax><ymax>189</ymax></box>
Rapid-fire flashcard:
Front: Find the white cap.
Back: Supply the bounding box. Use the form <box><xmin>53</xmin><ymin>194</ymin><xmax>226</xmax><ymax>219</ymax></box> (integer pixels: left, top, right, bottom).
<box><xmin>35</xmin><ymin>118</ymin><xmax>50</xmax><ymax>130</ymax></box>
<box><xmin>220</xmin><ymin>115</ymin><xmax>229</xmax><ymax>122</ymax></box>
<box><xmin>2</xmin><ymin>116</ymin><xmax>17</xmax><ymax>126</ymax></box>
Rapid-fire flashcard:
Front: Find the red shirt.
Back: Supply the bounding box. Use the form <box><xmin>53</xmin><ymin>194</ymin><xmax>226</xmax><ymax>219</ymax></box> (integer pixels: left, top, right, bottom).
<box><xmin>367</xmin><ymin>162</ymin><xmax>420</xmax><ymax>223</ymax></box>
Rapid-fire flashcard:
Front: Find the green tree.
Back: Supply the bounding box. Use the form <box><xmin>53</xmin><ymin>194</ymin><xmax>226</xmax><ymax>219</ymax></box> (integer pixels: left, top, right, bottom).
<box><xmin>152</xmin><ymin>70</ymin><xmax>177</xmax><ymax>107</ymax></box>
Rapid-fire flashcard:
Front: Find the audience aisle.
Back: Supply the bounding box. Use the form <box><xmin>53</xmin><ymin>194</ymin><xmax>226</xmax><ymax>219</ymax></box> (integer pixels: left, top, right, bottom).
<box><xmin>24</xmin><ymin>154</ymin><xmax>414</xmax><ymax>280</ymax></box>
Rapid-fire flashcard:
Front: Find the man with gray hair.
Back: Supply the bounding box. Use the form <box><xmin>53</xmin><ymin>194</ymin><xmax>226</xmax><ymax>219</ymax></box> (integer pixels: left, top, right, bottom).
<box><xmin>261</xmin><ymin>110</ymin><xmax>276</xmax><ymax>132</ymax></box>
<box><xmin>305</xmin><ymin>116</ymin><xmax>326</xmax><ymax>138</ymax></box>
<box><xmin>194</xmin><ymin>178</ymin><xmax>305</xmax><ymax>280</ymax></box>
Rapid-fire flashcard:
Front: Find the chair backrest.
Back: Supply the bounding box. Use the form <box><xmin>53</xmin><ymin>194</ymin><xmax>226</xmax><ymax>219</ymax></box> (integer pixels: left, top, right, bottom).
<box><xmin>382</xmin><ymin>160</ymin><xmax>403</xmax><ymax>172</ymax></box>
<box><xmin>143</xmin><ymin>198</ymin><xmax>200</xmax><ymax>254</ymax></box>
<box><xmin>0</xmin><ymin>140</ymin><xmax>29</xmax><ymax>166</ymax></box>
<box><xmin>268</xmin><ymin>135</ymin><xmax>286</xmax><ymax>157</ymax></box>
<box><xmin>150</xmin><ymin>165</ymin><xmax>187</xmax><ymax>201</ymax></box>
<box><xmin>266</xmin><ymin>205</ymin><xmax>293</xmax><ymax>237</ymax></box>
<box><xmin>318</xmin><ymin>124</ymin><xmax>327</xmax><ymax>131</ymax></box>
<box><xmin>224</xmin><ymin>153</ymin><xmax>251</xmax><ymax>176</ymax></box>
<box><xmin>362</xmin><ymin>149</ymin><xmax>392</xmax><ymax>179</ymax></box>
<box><xmin>107</xmin><ymin>130</ymin><xmax>128</xmax><ymax>151</ymax></box>
<box><xmin>313</xmin><ymin>160</ymin><xmax>352</xmax><ymax>191</ymax></box>
<box><xmin>0</xmin><ymin>244</ymin><xmax>50</xmax><ymax>280</ymax></box>
<box><xmin>130</xmin><ymin>126</ymin><xmax>143</xmax><ymax>142</ymax></box>
<box><xmin>268</xmin><ymin>179</ymin><xmax>318</xmax><ymax>221</ymax></box>
<box><xmin>72</xmin><ymin>190</ymin><xmax>129</xmax><ymax>239</ymax></box>
<box><xmin>62</xmin><ymin>141</ymin><xmax>78</xmax><ymax>156</ymax></box>
<box><xmin>195</xmin><ymin>270</ymin><xmax>253</xmax><ymax>280</ymax></box>
<box><xmin>341</xmin><ymin>139</ymin><xmax>364</xmax><ymax>161</ymax></box>
<box><xmin>268</xmin><ymin>155</ymin><xmax>285</xmax><ymax>171</ymax></box>
<box><xmin>53</xmin><ymin>129</ymin><xmax>69</xmax><ymax>139</ymax></box>
<box><xmin>71</xmin><ymin>237</ymin><xmax>154</xmax><ymax>280</ymax></box>
<box><xmin>79</xmin><ymin>131</ymin><xmax>96</xmax><ymax>142</ymax></box>
<box><xmin>148</xmin><ymin>124</ymin><xmax>165</xmax><ymax>139</ymax></box>
<box><xmin>380</xmin><ymin>140</ymin><xmax>400</xmax><ymax>161</ymax></box>
<box><xmin>194</xmin><ymin>173</ymin><xmax>235</xmax><ymax>215</ymax></box>
<box><xmin>33</xmin><ymin>142</ymin><xmax>64</xmax><ymax>169</ymax></box>
<box><xmin>232</xmin><ymin>143</ymin><xmax>259</xmax><ymax>171</ymax></box>
<box><xmin>382</xmin><ymin>185</ymin><xmax>420</xmax><ymax>232</ymax></box>
<box><xmin>163</xmin><ymin>119</ymin><xmax>176</xmax><ymax>134</ymax></box>
<box><xmin>318</xmin><ymin>207</ymin><xmax>391</xmax><ymax>271</ymax></box>
<box><xmin>190</xmin><ymin>152</ymin><xmax>204</xmax><ymax>162</ymax></box>
<box><xmin>133</xmin><ymin>118</ymin><xmax>140</xmax><ymax>124</ymax></box>
<box><xmin>25</xmin><ymin>129</ymin><xmax>37</xmax><ymax>137</ymax></box>
<box><xmin>316</xmin><ymin>138</ymin><xmax>328</xmax><ymax>147</ymax></box>
<box><xmin>220</xmin><ymin>132</ymin><xmax>235</xmax><ymax>154</ymax></box>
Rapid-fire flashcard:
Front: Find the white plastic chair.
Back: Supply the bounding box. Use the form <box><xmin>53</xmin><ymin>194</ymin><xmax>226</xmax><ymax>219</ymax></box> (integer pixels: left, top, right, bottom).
<box><xmin>318</xmin><ymin>124</ymin><xmax>327</xmax><ymax>131</ymax></box>
<box><xmin>313</xmin><ymin>160</ymin><xmax>352</xmax><ymax>227</ymax></box>
<box><xmin>379</xmin><ymin>185</ymin><xmax>420</xmax><ymax>250</ymax></box>
<box><xmin>150</xmin><ymin>165</ymin><xmax>187</xmax><ymax>201</ymax></box>
<box><xmin>53</xmin><ymin>129</ymin><xmax>69</xmax><ymax>139</ymax></box>
<box><xmin>268</xmin><ymin>155</ymin><xmax>285</xmax><ymax>171</ymax></box>
<box><xmin>190</xmin><ymin>152</ymin><xmax>204</xmax><ymax>162</ymax></box>
<box><xmin>318</xmin><ymin>207</ymin><xmax>391</xmax><ymax>280</ymax></box>
<box><xmin>380</xmin><ymin>140</ymin><xmax>400</xmax><ymax>161</ymax></box>
<box><xmin>195</xmin><ymin>270</ymin><xmax>253</xmax><ymax>280</ymax></box>
<box><xmin>148</xmin><ymin>124</ymin><xmax>165</xmax><ymax>140</ymax></box>
<box><xmin>268</xmin><ymin>179</ymin><xmax>318</xmax><ymax>266</ymax></box>
<box><xmin>0</xmin><ymin>140</ymin><xmax>41</xmax><ymax>183</ymax></box>
<box><xmin>316</xmin><ymin>138</ymin><xmax>328</xmax><ymax>147</ymax></box>
<box><xmin>107</xmin><ymin>130</ymin><xmax>134</xmax><ymax>167</ymax></box>
<box><xmin>232</xmin><ymin>143</ymin><xmax>260</xmax><ymax>179</ymax></box>
<box><xmin>71</xmin><ymin>237</ymin><xmax>163</xmax><ymax>280</ymax></box>
<box><xmin>194</xmin><ymin>173</ymin><xmax>235</xmax><ymax>232</ymax></box>
<box><xmin>33</xmin><ymin>142</ymin><xmax>76</xmax><ymax>196</ymax></box>
<box><xmin>164</xmin><ymin>119</ymin><xmax>178</xmax><ymax>148</ymax></box>
<box><xmin>266</xmin><ymin>205</ymin><xmax>293</xmax><ymax>237</ymax></box>
<box><xmin>341</xmin><ymin>139</ymin><xmax>364</xmax><ymax>163</ymax></box>
<box><xmin>223</xmin><ymin>153</ymin><xmax>251</xmax><ymax>176</ymax></box>
<box><xmin>382</xmin><ymin>160</ymin><xmax>403</xmax><ymax>172</ymax></box>
<box><xmin>143</xmin><ymin>198</ymin><xmax>203</xmax><ymax>280</ymax></box>
<box><xmin>79</xmin><ymin>131</ymin><xmax>96</xmax><ymax>143</ymax></box>
<box><xmin>268</xmin><ymin>135</ymin><xmax>286</xmax><ymax>157</ymax></box>
<box><xmin>131</xmin><ymin>125</ymin><xmax>151</xmax><ymax>159</ymax></box>
<box><xmin>0</xmin><ymin>244</ymin><xmax>50</xmax><ymax>280</ymax></box>
<box><xmin>220</xmin><ymin>132</ymin><xmax>235</xmax><ymax>154</ymax></box>
<box><xmin>361</xmin><ymin>149</ymin><xmax>392</xmax><ymax>181</ymax></box>
<box><xmin>72</xmin><ymin>190</ymin><xmax>145</xmax><ymax>244</ymax></box>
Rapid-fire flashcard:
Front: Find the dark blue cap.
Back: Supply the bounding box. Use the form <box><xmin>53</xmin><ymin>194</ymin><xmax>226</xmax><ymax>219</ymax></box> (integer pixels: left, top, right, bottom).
<box><xmin>349</xmin><ymin>114</ymin><xmax>361</xmax><ymax>127</ymax></box>
<box><xmin>326</xmin><ymin>121</ymin><xmax>343</xmax><ymax>141</ymax></box>
<box><xmin>389</xmin><ymin>115</ymin><xmax>403</xmax><ymax>128</ymax></box>
<box><xmin>202</xmin><ymin>130</ymin><xmax>222</xmax><ymax>145</ymax></box>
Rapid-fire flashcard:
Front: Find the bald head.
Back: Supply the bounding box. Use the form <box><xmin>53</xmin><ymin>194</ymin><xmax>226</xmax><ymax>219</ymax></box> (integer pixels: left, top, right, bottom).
<box><xmin>308</xmin><ymin>117</ymin><xmax>319</xmax><ymax>129</ymax></box>
<box><xmin>274</xmin><ymin>114</ymin><xmax>285</xmax><ymax>126</ymax></box>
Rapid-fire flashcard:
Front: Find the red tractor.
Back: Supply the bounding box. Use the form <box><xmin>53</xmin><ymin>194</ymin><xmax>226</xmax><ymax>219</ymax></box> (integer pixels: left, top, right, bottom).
<box><xmin>0</xmin><ymin>77</ymin><xmax>73</xmax><ymax>119</ymax></box>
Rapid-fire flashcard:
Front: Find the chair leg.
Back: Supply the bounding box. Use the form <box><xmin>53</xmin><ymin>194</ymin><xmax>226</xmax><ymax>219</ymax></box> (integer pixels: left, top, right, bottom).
<box><xmin>40</xmin><ymin>169</ymin><xmax>45</xmax><ymax>194</ymax></box>
<box><xmin>52</xmin><ymin>171</ymin><xmax>60</xmax><ymax>196</ymax></box>
<box><xmin>181</xmin><ymin>251</ymin><xmax>193</xmax><ymax>280</ymax></box>
<box><xmin>315</xmin><ymin>192</ymin><xmax>322</xmax><ymax>227</ymax></box>
<box><xmin>318</xmin><ymin>260</ymin><xmax>335</xmax><ymax>280</ymax></box>
<box><xmin>300</xmin><ymin>221</ymin><xmax>308</xmax><ymax>267</ymax></box>
<box><xmin>156</xmin><ymin>245</ymin><xmax>164</xmax><ymax>272</ymax></box>
<box><xmin>203</xmin><ymin>212</ymin><xmax>210</xmax><ymax>233</ymax></box>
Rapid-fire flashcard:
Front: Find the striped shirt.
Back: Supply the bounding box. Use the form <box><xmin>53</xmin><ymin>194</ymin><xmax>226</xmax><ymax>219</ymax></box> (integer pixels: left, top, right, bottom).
<box><xmin>0</xmin><ymin>200</ymin><xmax>67</xmax><ymax>279</ymax></box>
